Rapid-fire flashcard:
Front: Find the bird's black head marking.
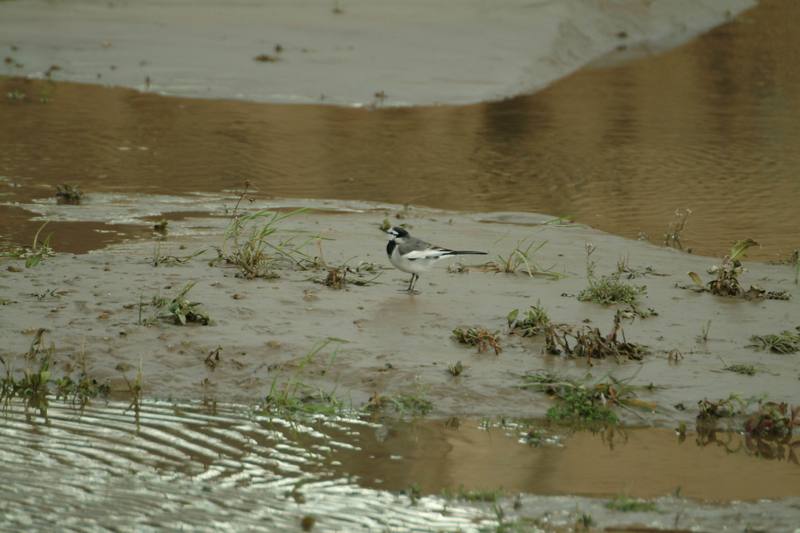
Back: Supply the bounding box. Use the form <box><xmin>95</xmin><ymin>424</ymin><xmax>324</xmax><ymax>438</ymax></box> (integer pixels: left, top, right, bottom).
<box><xmin>386</xmin><ymin>226</ymin><xmax>409</xmax><ymax>240</ymax></box>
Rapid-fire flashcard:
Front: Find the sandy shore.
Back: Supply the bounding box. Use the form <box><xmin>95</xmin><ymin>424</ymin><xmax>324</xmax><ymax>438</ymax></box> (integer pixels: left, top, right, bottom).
<box><xmin>1</xmin><ymin>0</ymin><xmax>753</xmax><ymax>106</ymax></box>
<box><xmin>2</xmin><ymin>197</ymin><xmax>797</xmax><ymax>424</ymax></box>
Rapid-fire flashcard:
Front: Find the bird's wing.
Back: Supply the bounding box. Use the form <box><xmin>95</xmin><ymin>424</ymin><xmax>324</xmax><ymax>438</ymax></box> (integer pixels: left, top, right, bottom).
<box><xmin>403</xmin><ymin>246</ymin><xmax>454</xmax><ymax>260</ymax></box>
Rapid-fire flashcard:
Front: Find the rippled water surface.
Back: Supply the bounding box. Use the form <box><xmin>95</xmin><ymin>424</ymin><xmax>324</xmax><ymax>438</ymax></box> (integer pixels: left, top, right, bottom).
<box><xmin>1</xmin><ymin>400</ymin><xmax>799</xmax><ymax>530</ymax></box>
<box><xmin>1</xmin><ymin>0</ymin><xmax>799</xmax><ymax>259</ymax></box>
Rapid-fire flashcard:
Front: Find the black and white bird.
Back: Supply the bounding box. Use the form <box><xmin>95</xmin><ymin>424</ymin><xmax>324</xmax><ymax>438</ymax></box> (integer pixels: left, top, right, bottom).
<box><xmin>385</xmin><ymin>226</ymin><xmax>487</xmax><ymax>293</ymax></box>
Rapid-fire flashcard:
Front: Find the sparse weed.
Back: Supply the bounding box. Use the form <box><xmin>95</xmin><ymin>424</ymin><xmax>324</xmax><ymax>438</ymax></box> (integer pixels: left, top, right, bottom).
<box><xmin>441</xmin><ymin>485</ymin><xmax>504</xmax><ymax>503</ymax></box>
<box><xmin>150</xmin><ymin>243</ymin><xmax>206</xmax><ymax>266</ymax></box>
<box><xmin>366</xmin><ymin>391</ymin><xmax>433</xmax><ymax>416</ymax></box>
<box><xmin>697</xmin><ymin>395</ymin><xmax>747</xmax><ymax>420</ymax></box>
<box><xmin>724</xmin><ymin>364</ymin><xmax>757</xmax><ymax>376</ymax></box>
<box><xmin>452</xmin><ymin>327</ymin><xmax>502</xmax><ymax>355</ymax></box>
<box><xmin>605</xmin><ymin>495</ymin><xmax>658</xmax><ymax>513</ymax></box>
<box><xmin>507</xmin><ymin>303</ymin><xmax>550</xmax><ymax>337</ymax></box>
<box><xmin>263</xmin><ymin>339</ymin><xmax>348</xmax><ymax>417</ymax></box>
<box><xmin>521</xmin><ymin>371</ymin><xmax>652</xmax><ymax>426</ymax></box>
<box><xmin>481</xmin><ymin>240</ymin><xmax>562</xmax><ymax>279</ymax></box>
<box><xmin>749</xmin><ymin>328</ymin><xmax>800</xmax><ymax>354</ymax></box>
<box><xmin>1</xmin><ymin>331</ymin><xmax>109</xmax><ymax>416</ymax></box>
<box><xmin>663</xmin><ymin>208</ymin><xmax>691</xmax><ymax>250</ymax></box>
<box><xmin>1</xmin><ymin>222</ymin><xmax>55</xmax><ymax>268</ymax></box>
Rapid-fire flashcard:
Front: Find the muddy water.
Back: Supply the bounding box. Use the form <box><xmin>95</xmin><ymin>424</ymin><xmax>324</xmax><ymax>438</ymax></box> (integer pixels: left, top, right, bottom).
<box><xmin>1</xmin><ymin>0</ymin><xmax>799</xmax><ymax>259</ymax></box>
<box><xmin>2</xmin><ymin>400</ymin><xmax>799</xmax><ymax>530</ymax></box>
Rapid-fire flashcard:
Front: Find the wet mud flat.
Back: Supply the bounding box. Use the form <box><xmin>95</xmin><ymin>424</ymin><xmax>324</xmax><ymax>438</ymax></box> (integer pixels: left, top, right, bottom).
<box><xmin>2</xmin><ymin>198</ymin><xmax>800</xmax><ymax>529</ymax></box>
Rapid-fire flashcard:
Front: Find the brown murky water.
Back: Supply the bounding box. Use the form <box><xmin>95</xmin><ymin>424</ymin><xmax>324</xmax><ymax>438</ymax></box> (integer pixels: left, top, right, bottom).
<box><xmin>1</xmin><ymin>0</ymin><xmax>799</xmax><ymax>259</ymax></box>
<box><xmin>1</xmin><ymin>400</ymin><xmax>798</xmax><ymax>530</ymax></box>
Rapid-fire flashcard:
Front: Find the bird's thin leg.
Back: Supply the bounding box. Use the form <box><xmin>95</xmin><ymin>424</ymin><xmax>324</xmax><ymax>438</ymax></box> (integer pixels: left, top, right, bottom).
<box><xmin>409</xmin><ymin>274</ymin><xmax>419</xmax><ymax>293</ymax></box>
<box><xmin>405</xmin><ymin>274</ymin><xmax>415</xmax><ymax>292</ymax></box>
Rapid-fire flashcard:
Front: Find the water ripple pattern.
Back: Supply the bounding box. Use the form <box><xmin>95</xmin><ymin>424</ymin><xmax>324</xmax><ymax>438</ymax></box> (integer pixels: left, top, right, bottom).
<box><xmin>0</xmin><ymin>400</ymin><xmax>492</xmax><ymax>532</ymax></box>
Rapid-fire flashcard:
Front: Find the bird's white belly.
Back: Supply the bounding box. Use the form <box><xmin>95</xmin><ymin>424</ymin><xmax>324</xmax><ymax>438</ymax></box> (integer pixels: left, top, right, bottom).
<box><xmin>390</xmin><ymin>247</ymin><xmax>440</xmax><ymax>274</ymax></box>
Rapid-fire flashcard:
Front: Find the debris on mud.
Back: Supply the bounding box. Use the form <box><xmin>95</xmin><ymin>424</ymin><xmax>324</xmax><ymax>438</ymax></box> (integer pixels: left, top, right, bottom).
<box><xmin>749</xmin><ymin>327</ymin><xmax>800</xmax><ymax>354</ymax></box>
<box><xmin>152</xmin><ymin>282</ymin><xmax>210</xmax><ymax>326</ymax></box>
<box><xmin>452</xmin><ymin>327</ymin><xmax>502</xmax><ymax>355</ymax></box>
<box><xmin>55</xmin><ymin>184</ymin><xmax>83</xmax><ymax>204</ymax></box>
<box><xmin>544</xmin><ymin>311</ymin><xmax>649</xmax><ymax>363</ymax></box>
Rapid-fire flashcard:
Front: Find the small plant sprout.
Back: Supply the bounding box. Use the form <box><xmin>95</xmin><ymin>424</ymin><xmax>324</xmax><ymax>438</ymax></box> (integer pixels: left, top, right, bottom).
<box><xmin>447</xmin><ymin>361</ymin><xmax>464</xmax><ymax>377</ymax></box>
<box><xmin>507</xmin><ymin>303</ymin><xmax>550</xmax><ymax>337</ymax></box>
<box><xmin>155</xmin><ymin>282</ymin><xmax>210</xmax><ymax>325</ymax></box>
<box><xmin>452</xmin><ymin>327</ymin><xmax>502</xmax><ymax>354</ymax></box>
<box><xmin>663</xmin><ymin>208</ymin><xmax>691</xmax><ymax>250</ymax></box>
<box><xmin>1</xmin><ymin>222</ymin><xmax>55</xmax><ymax>268</ymax></box>
<box><xmin>482</xmin><ymin>239</ymin><xmax>562</xmax><ymax>279</ymax></box>
<box><xmin>697</xmin><ymin>320</ymin><xmax>712</xmax><ymax>344</ymax></box>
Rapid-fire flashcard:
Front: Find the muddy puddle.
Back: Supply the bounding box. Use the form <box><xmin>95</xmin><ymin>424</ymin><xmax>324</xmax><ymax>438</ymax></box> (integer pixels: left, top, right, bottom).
<box><xmin>2</xmin><ymin>399</ymin><xmax>799</xmax><ymax>531</ymax></box>
<box><xmin>2</xmin><ymin>0</ymin><xmax>800</xmax><ymax>259</ymax></box>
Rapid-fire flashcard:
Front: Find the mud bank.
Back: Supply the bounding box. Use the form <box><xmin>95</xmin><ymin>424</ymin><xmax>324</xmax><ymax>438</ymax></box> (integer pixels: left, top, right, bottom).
<box><xmin>2</xmin><ymin>199</ymin><xmax>798</xmax><ymax>424</ymax></box>
<box><xmin>0</xmin><ymin>0</ymin><xmax>752</xmax><ymax>106</ymax></box>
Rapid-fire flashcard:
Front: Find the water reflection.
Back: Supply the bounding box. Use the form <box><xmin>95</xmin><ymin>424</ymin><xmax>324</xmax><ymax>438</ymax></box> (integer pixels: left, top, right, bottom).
<box><xmin>1</xmin><ymin>0</ymin><xmax>798</xmax><ymax>258</ymax></box>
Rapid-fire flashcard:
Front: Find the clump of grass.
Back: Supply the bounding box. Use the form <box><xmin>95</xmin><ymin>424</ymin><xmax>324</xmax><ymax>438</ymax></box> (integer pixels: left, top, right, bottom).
<box><xmin>578</xmin><ymin>277</ymin><xmax>646</xmax><ymax>305</ymax></box>
<box><xmin>544</xmin><ymin>311</ymin><xmax>649</xmax><ymax>363</ymax></box>
<box><xmin>1</xmin><ymin>222</ymin><xmax>55</xmax><ymax>268</ymax></box>
<box><xmin>521</xmin><ymin>371</ymin><xmax>652</xmax><ymax>426</ymax></box>
<box><xmin>605</xmin><ymin>496</ymin><xmax>658</xmax><ymax>513</ymax></box>
<box><xmin>441</xmin><ymin>485</ymin><xmax>504</xmax><ymax>503</ymax></box>
<box><xmin>687</xmin><ymin>239</ymin><xmax>790</xmax><ymax>300</ymax></box>
<box><xmin>55</xmin><ymin>184</ymin><xmax>83</xmax><ymax>204</ymax></box>
<box><xmin>579</xmin><ymin>244</ymin><xmax>646</xmax><ymax>305</ymax></box>
<box><xmin>366</xmin><ymin>391</ymin><xmax>433</xmax><ymax>417</ymax></box>
<box><xmin>749</xmin><ymin>328</ymin><xmax>800</xmax><ymax>354</ymax></box>
<box><xmin>507</xmin><ymin>303</ymin><xmax>550</xmax><ymax>337</ymax></box>
<box><xmin>481</xmin><ymin>239</ymin><xmax>563</xmax><ymax>279</ymax></box>
<box><xmin>723</xmin><ymin>364</ymin><xmax>757</xmax><ymax>376</ymax></box>
<box><xmin>263</xmin><ymin>339</ymin><xmax>347</xmax><ymax>417</ymax></box>
<box><xmin>744</xmin><ymin>402</ymin><xmax>799</xmax><ymax>439</ymax></box>
<box><xmin>663</xmin><ymin>208</ymin><xmax>691</xmax><ymax>250</ymax></box>
<box><xmin>213</xmin><ymin>184</ymin><xmax>315</xmax><ymax>278</ymax></box>
<box><xmin>153</xmin><ymin>282</ymin><xmax>210</xmax><ymax>325</ymax></box>
<box><xmin>452</xmin><ymin>327</ymin><xmax>502</xmax><ymax>355</ymax></box>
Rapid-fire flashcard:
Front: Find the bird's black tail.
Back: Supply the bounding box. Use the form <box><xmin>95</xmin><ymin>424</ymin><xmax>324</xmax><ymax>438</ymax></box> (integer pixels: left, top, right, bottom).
<box><xmin>447</xmin><ymin>250</ymin><xmax>487</xmax><ymax>256</ymax></box>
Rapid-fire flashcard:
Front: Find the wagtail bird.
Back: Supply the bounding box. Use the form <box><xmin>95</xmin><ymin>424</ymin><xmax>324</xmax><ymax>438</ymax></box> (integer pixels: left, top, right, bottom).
<box><xmin>385</xmin><ymin>226</ymin><xmax>487</xmax><ymax>293</ymax></box>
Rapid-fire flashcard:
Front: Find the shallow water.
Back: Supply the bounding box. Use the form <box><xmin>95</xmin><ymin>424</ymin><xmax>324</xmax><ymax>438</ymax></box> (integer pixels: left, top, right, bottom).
<box><xmin>1</xmin><ymin>0</ymin><xmax>799</xmax><ymax>259</ymax></box>
<box><xmin>1</xmin><ymin>399</ymin><xmax>799</xmax><ymax>530</ymax></box>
